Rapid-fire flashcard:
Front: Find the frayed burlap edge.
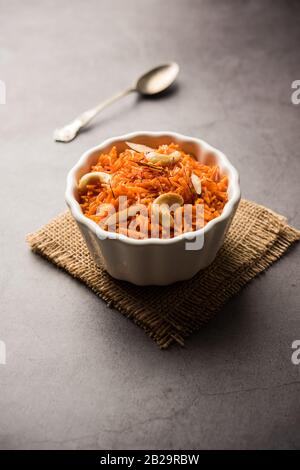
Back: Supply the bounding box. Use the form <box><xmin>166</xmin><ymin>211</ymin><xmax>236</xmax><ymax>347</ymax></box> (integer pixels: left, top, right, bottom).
<box><xmin>26</xmin><ymin>200</ymin><xmax>300</xmax><ymax>349</ymax></box>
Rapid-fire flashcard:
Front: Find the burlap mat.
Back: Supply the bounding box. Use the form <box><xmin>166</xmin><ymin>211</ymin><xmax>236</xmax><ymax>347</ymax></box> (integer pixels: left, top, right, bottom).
<box><xmin>26</xmin><ymin>199</ymin><xmax>300</xmax><ymax>348</ymax></box>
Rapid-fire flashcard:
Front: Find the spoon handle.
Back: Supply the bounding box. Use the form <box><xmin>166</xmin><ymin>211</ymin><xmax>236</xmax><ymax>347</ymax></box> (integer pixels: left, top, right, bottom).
<box><xmin>54</xmin><ymin>87</ymin><xmax>135</xmax><ymax>142</ymax></box>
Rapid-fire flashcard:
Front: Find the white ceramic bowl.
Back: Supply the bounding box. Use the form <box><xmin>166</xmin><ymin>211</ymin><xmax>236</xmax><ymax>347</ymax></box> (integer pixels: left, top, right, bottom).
<box><xmin>66</xmin><ymin>131</ymin><xmax>241</xmax><ymax>285</ymax></box>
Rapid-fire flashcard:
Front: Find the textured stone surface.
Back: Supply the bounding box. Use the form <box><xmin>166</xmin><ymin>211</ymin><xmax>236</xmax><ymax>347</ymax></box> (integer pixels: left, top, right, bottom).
<box><xmin>0</xmin><ymin>0</ymin><xmax>300</xmax><ymax>450</ymax></box>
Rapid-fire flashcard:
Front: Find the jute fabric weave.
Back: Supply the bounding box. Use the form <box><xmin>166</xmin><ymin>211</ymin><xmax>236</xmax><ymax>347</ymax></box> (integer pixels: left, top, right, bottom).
<box><xmin>27</xmin><ymin>199</ymin><xmax>300</xmax><ymax>348</ymax></box>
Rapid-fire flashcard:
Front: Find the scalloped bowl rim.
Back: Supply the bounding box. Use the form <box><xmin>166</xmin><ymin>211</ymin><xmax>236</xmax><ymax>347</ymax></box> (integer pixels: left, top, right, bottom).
<box><xmin>65</xmin><ymin>131</ymin><xmax>241</xmax><ymax>246</ymax></box>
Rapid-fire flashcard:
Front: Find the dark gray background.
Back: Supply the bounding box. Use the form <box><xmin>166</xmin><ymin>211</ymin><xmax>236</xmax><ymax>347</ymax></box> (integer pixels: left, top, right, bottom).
<box><xmin>0</xmin><ymin>0</ymin><xmax>300</xmax><ymax>450</ymax></box>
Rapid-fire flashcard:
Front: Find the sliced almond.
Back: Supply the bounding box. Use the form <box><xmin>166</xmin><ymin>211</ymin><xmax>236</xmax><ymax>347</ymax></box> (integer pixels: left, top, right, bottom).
<box><xmin>212</xmin><ymin>166</ymin><xmax>220</xmax><ymax>182</ymax></box>
<box><xmin>78</xmin><ymin>171</ymin><xmax>111</xmax><ymax>191</ymax></box>
<box><xmin>146</xmin><ymin>150</ymin><xmax>181</xmax><ymax>166</ymax></box>
<box><xmin>191</xmin><ymin>173</ymin><xmax>202</xmax><ymax>194</ymax></box>
<box><xmin>125</xmin><ymin>141</ymin><xmax>154</xmax><ymax>154</ymax></box>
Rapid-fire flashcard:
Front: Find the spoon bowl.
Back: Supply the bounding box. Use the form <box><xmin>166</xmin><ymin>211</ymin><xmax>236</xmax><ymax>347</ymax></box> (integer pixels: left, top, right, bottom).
<box><xmin>135</xmin><ymin>62</ymin><xmax>179</xmax><ymax>95</ymax></box>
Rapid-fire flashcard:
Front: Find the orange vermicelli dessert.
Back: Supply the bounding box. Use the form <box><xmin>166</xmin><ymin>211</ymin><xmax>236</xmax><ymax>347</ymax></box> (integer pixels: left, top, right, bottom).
<box><xmin>79</xmin><ymin>142</ymin><xmax>228</xmax><ymax>239</ymax></box>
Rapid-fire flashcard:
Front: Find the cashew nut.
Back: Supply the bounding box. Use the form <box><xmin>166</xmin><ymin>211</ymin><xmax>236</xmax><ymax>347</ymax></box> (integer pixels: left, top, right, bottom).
<box><xmin>78</xmin><ymin>171</ymin><xmax>111</xmax><ymax>191</ymax></box>
<box><xmin>146</xmin><ymin>150</ymin><xmax>181</xmax><ymax>166</ymax></box>
<box><xmin>153</xmin><ymin>192</ymin><xmax>184</xmax><ymax>228</ymax></box>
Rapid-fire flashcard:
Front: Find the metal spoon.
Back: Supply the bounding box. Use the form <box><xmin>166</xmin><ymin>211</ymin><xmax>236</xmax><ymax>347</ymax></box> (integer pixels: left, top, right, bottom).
<box><xmin>54</xmin><ymin>62</ymin><xmax>179</xmax><ymax>143</ymax></box>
